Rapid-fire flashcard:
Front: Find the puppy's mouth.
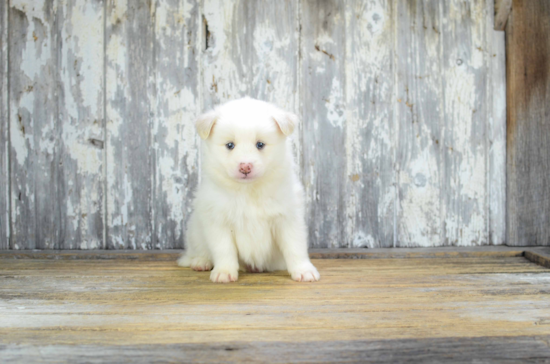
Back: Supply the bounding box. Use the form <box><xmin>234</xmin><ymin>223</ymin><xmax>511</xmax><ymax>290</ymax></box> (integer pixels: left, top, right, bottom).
<box><xmin>235</xmin><ymin>171</ymin><xmax>259</xmax><ymax>182</ymax></box>
<box><xmin>238</xmin><ymin>173</ymin><xmax>254</xmax><ymax>180</ymax></box>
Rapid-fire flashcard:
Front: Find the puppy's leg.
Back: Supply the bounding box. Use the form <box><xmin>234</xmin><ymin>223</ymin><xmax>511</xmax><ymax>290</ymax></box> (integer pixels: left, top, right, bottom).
<box><xmin>177</xmin><ymin>215</ymin><xmax>213</xmax><ymax>271</ymax></box>
<box><xmin>275</xmin><ymin>217</ymin><xmax>320</xmax><ymax>282</ymax></box>
<box><xmin>245</xmin><ymin>264</ymin><xmax>264</xmax><ymax>273</ymax></box>
<box><xmin>206</xmin><ymin>225</ymin><xmax>239</xmax><ymax>283</ymax></box>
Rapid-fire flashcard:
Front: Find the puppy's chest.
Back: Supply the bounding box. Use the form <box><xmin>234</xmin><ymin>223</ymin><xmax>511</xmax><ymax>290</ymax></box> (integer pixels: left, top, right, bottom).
<box><xmin>225</xmin><ymin>195</ymin><xmax>285</xmax><ymax>225</ymax></box>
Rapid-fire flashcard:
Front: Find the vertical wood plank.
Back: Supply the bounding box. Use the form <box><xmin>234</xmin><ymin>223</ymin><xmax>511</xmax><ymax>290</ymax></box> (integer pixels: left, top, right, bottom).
<box><xmin>247</xmin><ymin>1</ymin><xmax>300</xmax><ymax>112</ymax></box>
<box><xmin>344</xmin><ymin>0</ymin><xmax>394</xmax><ymax>248</ymax></box>
<box><xmin>487</xmin><ymin>0</ymin><xmax>506</xmax><ymax>245</ymax></box>
<box><xmin>246</xmin><ymin>1</ymin><xmax>301</xmax><ymax>176</ymax></box>
<box><xmin>9</xmin><ymin>0</ymin><xmax>59</xmax><ymax>249</ymax></box>
<box><xmin>9</xmin><ymin>0</ymin><xmax>105</xmax><ymax>250</ymax></box>
<box><xmin>201</xmin><ymin>0</ymin><xmax>240</xmax><ymax>109</ymax></box>
<box><xmin>201</xmin><ymin>0</ymin><xmax>299</xmax><ymax>110</ymax></box>
<box><xmin>105</xmin><ymin>0</ymin><xmax>154</xmax><ymax>249</ymax></box>
<box><xmin>440</xmin><ymin>0</ymin><xmax>488</xmax><ymax>246</ymax></box>
<box><xmin>57</xmin><ymin>0</ymin><xmax>105</xmax><ymax>249</ymax></box>
<box><xmin>506</xmin><ymin>0</ymin><xmax>550</xmax><ymax>246</ymax></box>
<box><xmin>300</xmin><ymin>0</ymin><xmax>346</xmax><ymax>248</ymax></box>
<box><xmin>0</xmin><ymin>0</ymin><xmax>8</xmax><ymax>249</ymax></box>
<box><xmin>151</xmin><ymin>0</ymin><xmax>200</xmax><ymax>249</ymax></box>
<box><xmin>394</xmin><ymin>0</ymin><xmax>443</xmax><ymax>247</ymax></box>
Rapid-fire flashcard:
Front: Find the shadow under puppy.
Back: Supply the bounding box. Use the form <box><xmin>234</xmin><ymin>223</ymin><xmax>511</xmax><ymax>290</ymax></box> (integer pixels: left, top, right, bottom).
<box><xmin>178</xmin><ymin>97</ymin><xmax>320</xmax><ymax>283</ymax></box>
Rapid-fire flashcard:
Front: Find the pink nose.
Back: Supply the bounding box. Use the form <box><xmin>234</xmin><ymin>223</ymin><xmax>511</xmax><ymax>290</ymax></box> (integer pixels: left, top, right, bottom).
<box><xmin>239</xmin><ymin>163</ymin><xmax>253</xmax><ymax>175</ymax></box>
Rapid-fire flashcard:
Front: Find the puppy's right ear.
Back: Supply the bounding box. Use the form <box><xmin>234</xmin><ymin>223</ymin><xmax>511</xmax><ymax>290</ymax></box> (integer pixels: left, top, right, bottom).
<box><xmin>195</xmin><ymin>110</ymin><xmax>218</xmax><ymax>139</ymax></box>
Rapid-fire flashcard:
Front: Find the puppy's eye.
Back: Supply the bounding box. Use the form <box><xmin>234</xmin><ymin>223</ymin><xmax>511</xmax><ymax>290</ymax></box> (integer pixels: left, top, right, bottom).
<box><xmin>256</xmin><ymin>142</ymin><xmax>265</xmax><ymax>150</ymax></box>
<box><xmin>226</xmin><ymin>142</ymin><xmax>235</xmax><ymax>150</ymax></box>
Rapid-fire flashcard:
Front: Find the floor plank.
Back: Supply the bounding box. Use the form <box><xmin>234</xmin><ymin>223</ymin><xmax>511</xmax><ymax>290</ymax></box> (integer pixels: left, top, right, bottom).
<box><xmin>1</xmin><ymin>257</ymin><xmax>549</xmax><ymax>362</ymax></box>
<box><xmin>2</xmin><ymin>336</ymin><xmax>550</xmax><ymax>364</ymax></box>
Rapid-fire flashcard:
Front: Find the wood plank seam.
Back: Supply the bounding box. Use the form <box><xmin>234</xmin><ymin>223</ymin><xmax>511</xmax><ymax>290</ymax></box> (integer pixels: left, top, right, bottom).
<box><xmin>2</xmin><ymin>247</ymin><xmax>549</xmax><ymax>266</ymax></box>
<box><xmin>487</xmin><ymin>0</ymin><xmax>507</xmax><ymax>245</ymax></box>
<box><xmin>4</xmin><ymin>0</ymin><xmax>12</xmax><ymax>250</ymax></box>
<box><xmin>102</xmin><ymin>0</ymin><xmax>108</xmax><ymax>250</ymax></box>
<box><xmin>486</xmin><ymin>0</ymin><xmax>494</xmax><ymax>245</ymax></box>
<box><xmin>391</xmin><ymin>0</ymin><xmax>398</xmax><ymax>249</ymax></box>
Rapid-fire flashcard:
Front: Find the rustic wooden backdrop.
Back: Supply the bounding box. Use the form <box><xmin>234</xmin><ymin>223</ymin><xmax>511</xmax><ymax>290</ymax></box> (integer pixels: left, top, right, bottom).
<box><xmin>1</xmin><ymin>0</ymin><xmax>507</xmax><ymax>250</ymax></box>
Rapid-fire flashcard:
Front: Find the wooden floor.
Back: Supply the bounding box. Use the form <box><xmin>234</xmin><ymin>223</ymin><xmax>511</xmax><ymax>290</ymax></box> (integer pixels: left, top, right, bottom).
<box><xmin>1</xmin><ymin>249</ymin><xmax>550</xmax><ymax>363</ymax></box>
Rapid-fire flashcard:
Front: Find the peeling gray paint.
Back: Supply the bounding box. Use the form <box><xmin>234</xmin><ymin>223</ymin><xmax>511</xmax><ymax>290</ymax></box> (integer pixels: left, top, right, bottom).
<box><xmin>301</xmin><ymin>0</ymin><xmax>347</xmax><ymax>248</ymax></box>
<box><xmin>344</xmin><ymin>0</ymin><xmax>395</xmax><ymax>248</ymax></box>
<box><xmin>10</xmin><ymin>0</ymin><xmax>61</xmax><ymax>249</ymax></box>
<box><xmin>395</xmin><ymin>0</ymin><xmax>443</xmax><ymax>247</ymax></box>
<box><xmin>58</xmin><ymin>0</ymin><xmax>105</xmax><ymax>250</ymax></box>
<box><xmin>440</xmin><ymin>0</ymin><xmax>488</xmax><ymax>246</ymax></box>
<box><xmin>8</xmin><ymin>0</ymin><xmax>105</xmax><ymax>250</ymax></box>
<box><xmin>151</xmin><ymin>0</ymin><xmax>201</xmax><ymax>249</ymax></box>
<box><xmin>105</xmin><ymin>0</ymin><xmax>154</xmax><ymax>250</ymax></box>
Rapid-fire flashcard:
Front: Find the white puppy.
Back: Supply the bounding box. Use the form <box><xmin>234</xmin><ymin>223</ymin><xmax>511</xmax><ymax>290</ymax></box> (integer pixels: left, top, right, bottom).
<box><xmin>178</xmin><ymin>97</ymin><xmax>320</xmax><ymax>283</ymax></box>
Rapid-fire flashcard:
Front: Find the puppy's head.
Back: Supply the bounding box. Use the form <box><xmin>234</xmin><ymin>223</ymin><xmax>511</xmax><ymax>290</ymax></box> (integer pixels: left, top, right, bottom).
<box><xmin>196</xmin><ymin>98</ymin><xmax>297</xmax><ymax>184</ymax></box>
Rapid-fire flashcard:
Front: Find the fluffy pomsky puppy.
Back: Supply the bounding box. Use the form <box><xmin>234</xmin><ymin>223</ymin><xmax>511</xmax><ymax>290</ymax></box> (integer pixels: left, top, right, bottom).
<box><xmin>178</xmin><ymin>97</ymin><xmax>320</xmax><ymax>283</ymax></box>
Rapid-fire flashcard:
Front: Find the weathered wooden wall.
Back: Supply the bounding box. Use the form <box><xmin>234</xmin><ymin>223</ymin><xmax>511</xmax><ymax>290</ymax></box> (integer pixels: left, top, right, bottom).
<box><xmin>506</xmin><ymin>0</ymin><xmax>550</xmax><ymax>246</ymax></box>
<box><xmin>1</xmin><ymin>0</ymin><xmax>506</xmax><ymax>250</ymax></box>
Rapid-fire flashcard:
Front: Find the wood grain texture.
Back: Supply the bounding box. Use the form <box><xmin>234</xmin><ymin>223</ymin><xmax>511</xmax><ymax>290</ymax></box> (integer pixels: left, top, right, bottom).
<box><xmin>440</xmin><ymin>0</ymin><xmax>488</xmax><ymax>246</ymax></box>
<box><xmin>2</xmin><ymin>336</ymin><xmax>550</xmax><ymax>363</ymax></box>
<box><xmin>524</xmin><ymin>249</ymin><xmax>550</xmax><ymax>269</ymax></box>
<box><xmin>395</xmin><ymin>0</ymin><xmax>443</xmax><ymax>247</ymax></box>
<box><xmin>105</xmin><ymin>0</ymin><xmax>155</xmax><ymax>249</ymax></box>
<box><xmin>301</xmin><ymin>0</ymin><xmax>347</xmax><ymax>248</ymax></box>
<box><xmin>0</xmin><ymin>257</ymin><xmax>549</xmax><ymax>362</ymax></box>
<box><xmin>0</xmin><ymin>0</ymin><xmax>8</xmax><ymax>249</ymax></box>
<box><xmin>344</xmin><ymin>0</ymin><xmax>394</xmax><ymax>248</ymax></box>
<box><xmin>151</xmin><ymin>0</ymin><xmax>200</xmax><ymax>249</ymax></box>
<box><xmin>506</xmin><ymin>0</ymin><xmax>550</xmax><ymax>246</ymax></box>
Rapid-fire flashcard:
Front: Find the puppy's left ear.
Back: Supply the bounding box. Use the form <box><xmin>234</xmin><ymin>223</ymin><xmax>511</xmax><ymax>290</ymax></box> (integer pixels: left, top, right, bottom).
<box><xmin>272</xmin><ymin>110</ymin><xmax>299</xmax><ymax>136</ymax></box>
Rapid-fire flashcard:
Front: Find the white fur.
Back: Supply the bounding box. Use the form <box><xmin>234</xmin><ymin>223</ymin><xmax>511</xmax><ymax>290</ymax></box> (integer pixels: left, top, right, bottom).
<box><xmin>178</xmin><ymin>97</ymin><xmax>320</xmax><ymax>283</ymax></box>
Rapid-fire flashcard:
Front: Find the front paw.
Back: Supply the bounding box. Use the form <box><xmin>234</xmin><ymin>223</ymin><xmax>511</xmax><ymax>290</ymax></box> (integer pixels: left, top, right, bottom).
<box><xmin>210</xmin><ymin>268</ymin><xmax>239</xmax><ymax>283</ymax></box>
<box><xmin>190</xmin><ymin>257</ymin><xmax>213</xmax><ymax>271</ymax></box>
<box><xmin>290</xmin><ymin>263</ymin><xmax>320</xmax><ymax>282</ymax></box>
